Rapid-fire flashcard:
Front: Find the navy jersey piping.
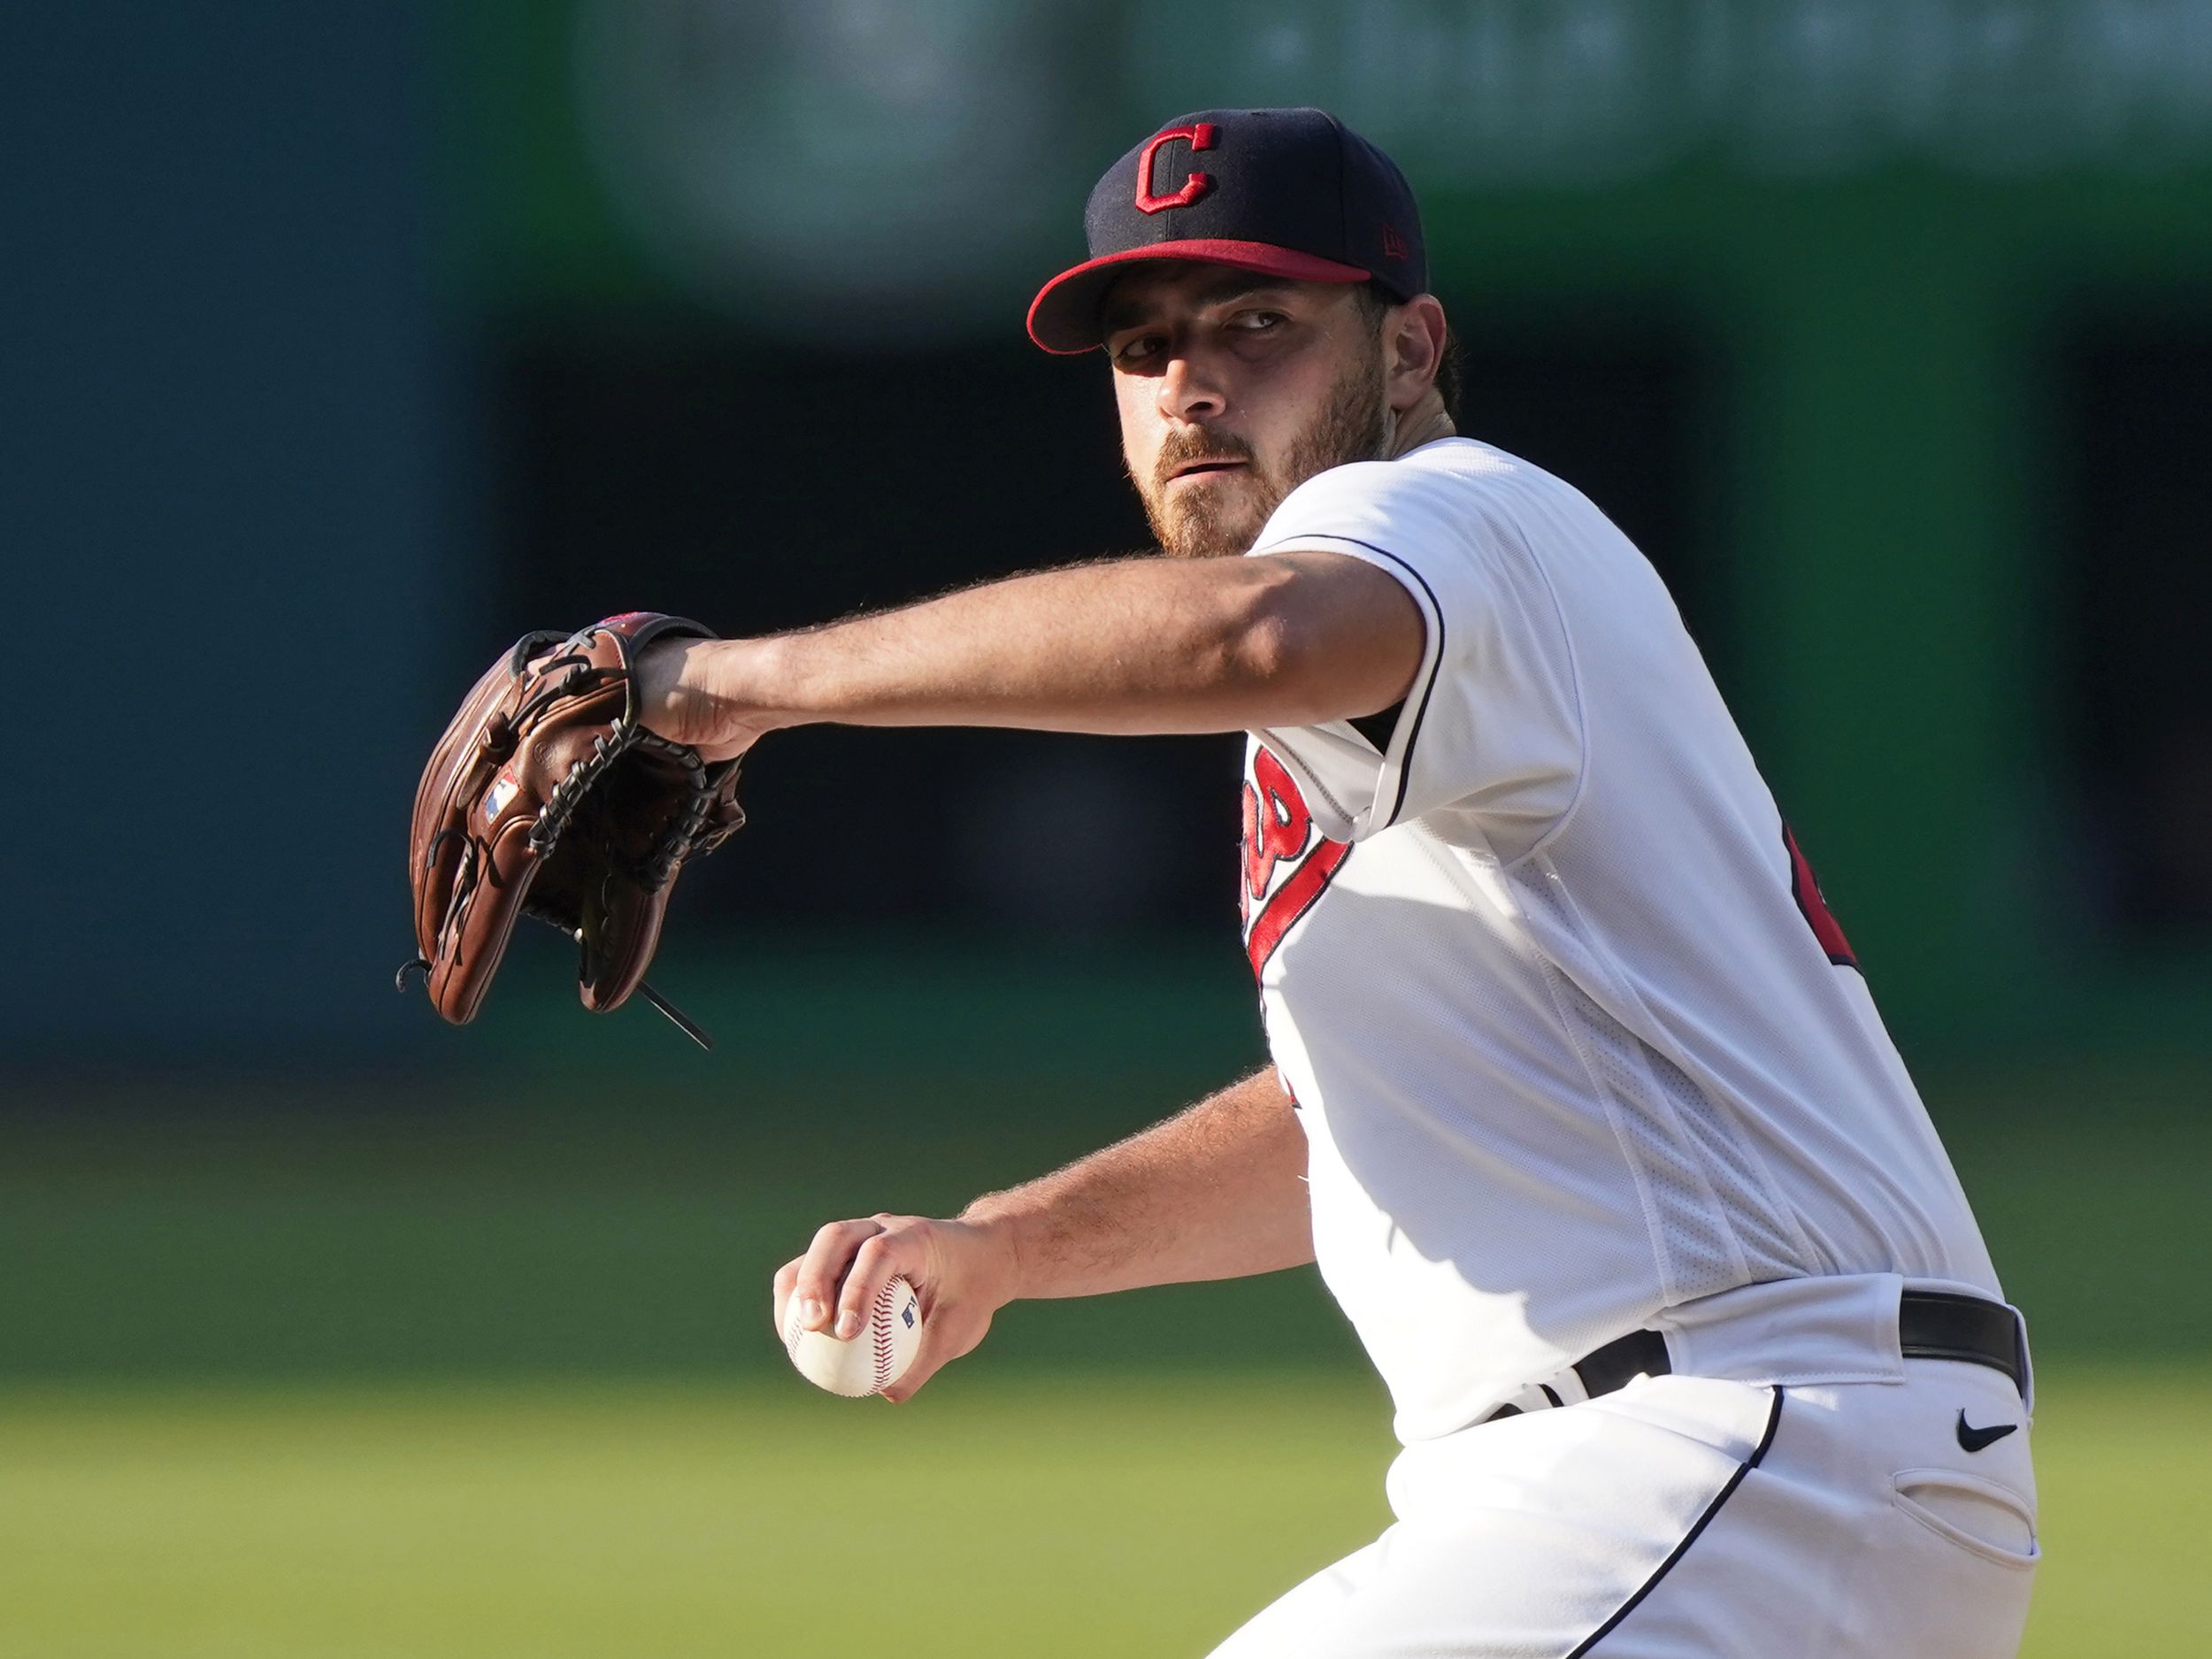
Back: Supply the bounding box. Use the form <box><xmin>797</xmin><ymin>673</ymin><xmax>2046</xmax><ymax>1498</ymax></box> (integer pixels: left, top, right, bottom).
<box><xmin>1563</xmin><ymin>1386</ymin><xmax>1785</xmax><ymax>1657</ymax></box>
<box><xmin>1329</xmin><ymin>536</ymin><xmax>1443</xmax><ymax>829</ymax></box>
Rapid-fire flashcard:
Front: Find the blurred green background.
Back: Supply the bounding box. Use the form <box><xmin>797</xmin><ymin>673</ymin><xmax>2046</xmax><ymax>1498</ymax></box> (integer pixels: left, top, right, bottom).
<box><xmin>8</xmin><ymin>2</ymin><xmax>2212</xmax><ymax>1654</ymax></box>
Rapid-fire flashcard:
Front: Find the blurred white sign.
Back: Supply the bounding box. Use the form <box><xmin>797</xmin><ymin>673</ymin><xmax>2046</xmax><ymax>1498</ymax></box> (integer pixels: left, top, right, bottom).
<box><xmin>579</xmin><ymin>0</ymin><xmax>2212</xmax><ymax>334</ymax></box>
<box><xmin>1137</xmin><ymin>0</ymin><xmax>2212</xmax><ymax>181</ymax></box>
<box><xmin>579</xmin><ymin>0</ymin><xmax>1080</xmax><ymax>337</ymax></box>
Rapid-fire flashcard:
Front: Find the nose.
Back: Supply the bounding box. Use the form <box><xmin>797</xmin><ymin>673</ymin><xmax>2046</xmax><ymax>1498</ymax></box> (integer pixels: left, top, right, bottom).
<box><xmin>1155</xmin><ymin>349</ymin><xmax>1228</xmax><ymax>425</ymax></box>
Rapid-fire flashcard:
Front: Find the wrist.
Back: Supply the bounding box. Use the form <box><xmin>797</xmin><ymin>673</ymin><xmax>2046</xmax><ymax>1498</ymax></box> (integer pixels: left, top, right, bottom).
<box><xmin>954</xmin><ymin>1200</ymin><xmax>1033</xmax><ymax>1307</ymax></box>
<box><xmin>640</xmin><ymin>635</ymin><xmax>796</xmax><ymax>760</ymax></box>
<box><xmin>731</xmin><ymin>633</ymin><xmax>806</xmax><ymax>733</ymax></box>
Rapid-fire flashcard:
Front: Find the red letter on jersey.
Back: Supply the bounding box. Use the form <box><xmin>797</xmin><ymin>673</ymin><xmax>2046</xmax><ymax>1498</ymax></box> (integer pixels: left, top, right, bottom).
<box><xmin>1243</xmin><ymin>747</ymin><xmax>1311</xmax><ymax>903</ymax></box>
<box><xmin>1242</xmin><ymin>748</ymin><xmax>1350</xmax><ymax>977</ymax></box>
<box><xmin>1785</xmin><ymin>823</ymin><xmax>1858</xmax><ymax>970</ymax></box>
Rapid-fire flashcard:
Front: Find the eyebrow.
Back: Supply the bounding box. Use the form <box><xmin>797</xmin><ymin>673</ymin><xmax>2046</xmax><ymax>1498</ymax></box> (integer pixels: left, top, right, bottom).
<box><xmin>1101</xmin><ymin>273</ymin><xmax>1298</xmax><ymax>334</ymax></box>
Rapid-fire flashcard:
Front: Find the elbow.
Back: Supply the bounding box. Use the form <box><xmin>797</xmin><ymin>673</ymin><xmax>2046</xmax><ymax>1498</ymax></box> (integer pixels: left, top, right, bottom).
<box><xmin>1226</xmin><ymin>604</ymin><xmax>1297</xmax><ymax>693</ymax></box>
<box><xmin>1221</xmin><ymin>566</ymin><xmax>1301</xmax><ymax>690</ymax></box>
<box><xmin>1214</xmin><ymin>565</ymin><xmax>1333</xmax><ymax>724</ymax></box>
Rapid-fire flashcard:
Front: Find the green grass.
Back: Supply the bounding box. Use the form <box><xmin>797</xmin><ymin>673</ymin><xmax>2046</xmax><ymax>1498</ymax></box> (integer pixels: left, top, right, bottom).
<box><xmin>2019</xmin><ymin>1368</ymin><xmax>2212</xmax><ymax>1656</ymax></box>
<box><xmin>4</xmin><ymin>1057</ymin><xmax>2208</xmax><ymax>1379</ymax></box>
<box><xmin>3</xmin><ymin>1048</ymin><xmax>2208</xmax><ymax>1652</ymax></box>
<box><xmin>0</xmin><ymin>1366</ymin><xmax>2203</xmax><ymax>1657</ymax></box>
<box><xmin>0</xmin><ymin>1097</ymin><xmax>1366</xmax><ymax>1381</ymax></box>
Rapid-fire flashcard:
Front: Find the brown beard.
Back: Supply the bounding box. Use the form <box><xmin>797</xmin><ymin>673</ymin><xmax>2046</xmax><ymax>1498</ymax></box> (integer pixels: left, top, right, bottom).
<box><xmin>1136</xmin><ymin>349</ymin><xmax>1392</xmax><ymax>560</ymax></box>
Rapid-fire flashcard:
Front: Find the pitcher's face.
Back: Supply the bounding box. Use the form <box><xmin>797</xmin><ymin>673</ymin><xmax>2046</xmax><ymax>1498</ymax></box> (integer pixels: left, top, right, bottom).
<box><xmin>1105</xmin><ymin>265</ymin><xmax>1390</xmax><ymax>560</ymax></box>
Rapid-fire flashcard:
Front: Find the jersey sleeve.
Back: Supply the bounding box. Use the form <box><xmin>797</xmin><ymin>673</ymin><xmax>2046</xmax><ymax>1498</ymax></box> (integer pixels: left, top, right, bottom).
<box><xmin>1245</xmin><ymin>453</ymin><xmax>1584</xmax><ymax>855</ymax></box>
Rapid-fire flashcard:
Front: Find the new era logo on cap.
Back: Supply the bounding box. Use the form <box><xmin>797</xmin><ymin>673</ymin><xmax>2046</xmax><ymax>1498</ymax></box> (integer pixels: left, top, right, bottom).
<box><xmin>1027</xmin><ymin>107</ymin><xmax>1429</xmax><ymax>354</ymax></box>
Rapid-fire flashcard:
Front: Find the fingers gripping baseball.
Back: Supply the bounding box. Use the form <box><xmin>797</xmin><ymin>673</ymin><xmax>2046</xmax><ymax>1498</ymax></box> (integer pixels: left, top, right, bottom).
<box><xmin>782</xmin><ymin>1218</ymin><xmax>877</xmax><ymax>1337</ymax></box>
<box><xmin>774</xmin><ymin>1212</ymin><xmax>1016</xmax><ymax>1402</ymax></box>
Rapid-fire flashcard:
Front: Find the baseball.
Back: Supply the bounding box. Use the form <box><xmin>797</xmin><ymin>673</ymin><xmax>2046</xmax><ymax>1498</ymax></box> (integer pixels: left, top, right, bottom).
<box><xmin>782</xmin><ymin>1275</ymin><xmax>924</xmax><ymax>1397</ymax></box>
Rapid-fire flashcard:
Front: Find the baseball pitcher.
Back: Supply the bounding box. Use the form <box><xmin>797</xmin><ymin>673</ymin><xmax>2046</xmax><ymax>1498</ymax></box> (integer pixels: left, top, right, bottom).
<box><xmin>580</xmin><ymin>110</ymin><xmax>2041</xmax><ymax>1655</ymax></box>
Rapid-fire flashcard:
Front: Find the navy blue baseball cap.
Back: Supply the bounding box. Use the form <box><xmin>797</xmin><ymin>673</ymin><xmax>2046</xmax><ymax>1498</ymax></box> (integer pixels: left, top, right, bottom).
<box><xmin>1027</xmin><ymin>108</ymin><xmax>1427</xmax><ymax>355</ymax></box>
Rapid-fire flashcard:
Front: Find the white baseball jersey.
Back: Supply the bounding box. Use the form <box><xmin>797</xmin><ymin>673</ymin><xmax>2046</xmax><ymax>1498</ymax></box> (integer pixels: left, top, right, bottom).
<box><xmin>1240</xmin><ymin>436</ymin><xmax>2001</xmax><ymax>1445</ymax></box>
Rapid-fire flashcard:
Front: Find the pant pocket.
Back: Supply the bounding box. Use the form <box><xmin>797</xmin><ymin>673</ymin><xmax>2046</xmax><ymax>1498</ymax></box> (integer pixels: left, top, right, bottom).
<box><xmin>1891</xmin><ymin>1467</ymin><xmax>2039</xmax><ymax>1569</ymax></box>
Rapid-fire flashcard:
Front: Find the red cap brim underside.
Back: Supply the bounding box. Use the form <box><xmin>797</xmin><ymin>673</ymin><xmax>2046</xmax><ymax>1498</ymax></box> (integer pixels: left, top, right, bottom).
<box><xmin>1025</xmin><ymin>240</ymin><xmax>1372</xmax><ymax>354</ymax></box>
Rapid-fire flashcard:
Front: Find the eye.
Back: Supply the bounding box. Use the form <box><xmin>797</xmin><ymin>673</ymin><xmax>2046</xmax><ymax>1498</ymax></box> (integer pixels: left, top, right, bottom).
<box><xmin>1111</xmin><ymin>333</ymin><xmax>1166</xmax><ymax>365</ymax></box>
<box><xmin>1231</xmin><ymin>310</ymin><xmax>1286</xmax><ymax>334</ymax></box>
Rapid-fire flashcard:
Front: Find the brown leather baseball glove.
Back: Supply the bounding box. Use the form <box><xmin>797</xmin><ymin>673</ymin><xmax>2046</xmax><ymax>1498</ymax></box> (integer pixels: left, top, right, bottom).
<box><xmin>400</xmin><ymin>612</ymin><xmax>744</xmax><ymax>1046</ymax></box>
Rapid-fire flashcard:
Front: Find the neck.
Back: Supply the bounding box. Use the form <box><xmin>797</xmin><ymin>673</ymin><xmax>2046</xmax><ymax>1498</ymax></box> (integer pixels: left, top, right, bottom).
<box><xmin>1385</xmin><ymin>393</ymin><xmax>1455</xmax><ymax>460</ymax></box>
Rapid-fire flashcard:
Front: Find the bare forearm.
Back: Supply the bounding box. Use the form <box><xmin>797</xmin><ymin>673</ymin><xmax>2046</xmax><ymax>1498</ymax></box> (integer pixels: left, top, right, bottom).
<box><xmin>778</xmin><ymin>1068</ymin><xmax>1312</xmax><ymax>1401</ymax></box>
<box><xmin>647</xmin><ymin>551</ymin><xmax>1422</xmax><ymax>755</ymax></box>
<box><xmin>961</xmin><ymin>1068</ymin><xmax>1314</xmax><ymax>1301</ymax></box>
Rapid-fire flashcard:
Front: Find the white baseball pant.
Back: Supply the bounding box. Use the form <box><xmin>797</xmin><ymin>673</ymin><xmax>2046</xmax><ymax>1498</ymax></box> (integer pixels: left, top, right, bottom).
<box><xmin>1207</xmin><ymin>1278</ymin><xmax>2037</xmax><ymax>1658</ymax></box>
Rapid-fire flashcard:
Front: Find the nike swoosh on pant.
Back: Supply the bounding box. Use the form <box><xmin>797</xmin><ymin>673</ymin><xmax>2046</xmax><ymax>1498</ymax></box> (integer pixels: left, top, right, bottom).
<box><xmin>1955</xmin><ymin>1411</ymin><xmax>2019</xmax><ymax>1453</ymax></box>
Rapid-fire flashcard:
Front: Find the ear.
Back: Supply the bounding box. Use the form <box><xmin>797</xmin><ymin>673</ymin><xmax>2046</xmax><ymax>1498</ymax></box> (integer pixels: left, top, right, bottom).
<box><xmin>1384</xmin><ymin>295</ymin><xmax>1449</xmax><ymax>414</ymax></box>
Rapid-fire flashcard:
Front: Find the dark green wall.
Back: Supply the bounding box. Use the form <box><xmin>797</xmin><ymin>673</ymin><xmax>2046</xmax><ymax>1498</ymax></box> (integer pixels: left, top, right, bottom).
<box><xmin>449</xmin><ymin>3</ymin><xmax>2212</xmax><ymax>1050</ymax></box>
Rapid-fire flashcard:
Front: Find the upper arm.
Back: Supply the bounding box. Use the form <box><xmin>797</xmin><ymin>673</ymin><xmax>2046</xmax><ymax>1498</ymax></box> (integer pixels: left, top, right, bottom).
<box><xmin>1242</xmin><ymin>461</ymin><xmax>1586</xmax><ymax>852</ymax></box>
<box><xmin>1242</xmin><ymin>549</ymin><xmax>1426</xmax><ymax>727</ymax></box>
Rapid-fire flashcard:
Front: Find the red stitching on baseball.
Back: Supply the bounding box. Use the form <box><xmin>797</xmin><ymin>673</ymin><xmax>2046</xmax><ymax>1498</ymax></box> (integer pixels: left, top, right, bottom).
<box><xmin>872</xmin><ymin>1281</ymin><xmax>899</xmax><ymax>1392</ymax></box>
<box><xmin>783</xmin><ymin>1281</ymin><xmax>910</xmax><ymax>1394</ymax></box>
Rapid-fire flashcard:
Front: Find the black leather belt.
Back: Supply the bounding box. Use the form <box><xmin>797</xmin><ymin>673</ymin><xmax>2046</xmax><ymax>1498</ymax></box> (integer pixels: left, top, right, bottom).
<box><xmin>1897</xmin><ymin>1290</ymin><xmax>2029</xmax><ymax>1394</ymax></box>
<box><xmin>1490</xmin><ymin>1288</ymin><xmax>2025</xmax><ymax>1422</ymax></box>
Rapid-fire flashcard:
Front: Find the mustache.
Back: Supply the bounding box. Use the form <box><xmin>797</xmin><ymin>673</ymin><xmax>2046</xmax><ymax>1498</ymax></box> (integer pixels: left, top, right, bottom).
<box><xmin>1152</xmin><ymin>428</ymin><xmax>1256</xmax><ymax>493</ymax></box>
